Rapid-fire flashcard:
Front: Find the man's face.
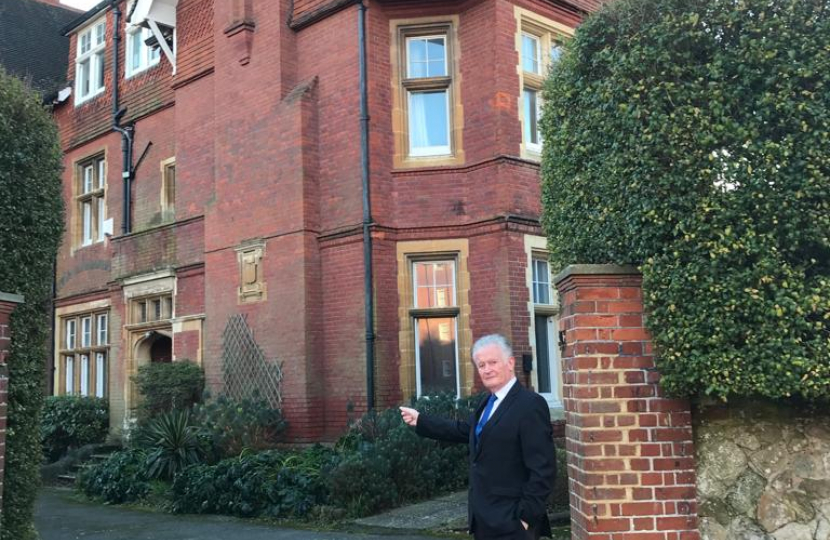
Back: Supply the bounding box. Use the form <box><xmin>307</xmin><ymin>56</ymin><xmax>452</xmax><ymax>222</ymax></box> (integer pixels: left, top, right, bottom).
<box><xmin>474</xmin><ymin>343</ymin><xmax>515</xmax><ymax>393</ymax></box>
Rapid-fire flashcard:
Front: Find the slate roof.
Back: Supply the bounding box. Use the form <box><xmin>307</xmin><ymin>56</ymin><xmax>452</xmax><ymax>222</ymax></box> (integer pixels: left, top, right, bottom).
<box><xmin>0</xmin><ymin>0</ymin><xmax>81</xmax><ymax>95</ymax></box>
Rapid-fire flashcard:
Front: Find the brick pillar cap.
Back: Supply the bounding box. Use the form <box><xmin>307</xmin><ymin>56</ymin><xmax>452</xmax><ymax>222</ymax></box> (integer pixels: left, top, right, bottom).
<box><xmin>553</xmin><ymin>264</ymin><xmax>640</xmax><ymax>286</ymax></box>
<box><xmin>0</xmin><ymin>292</ymin><xmax>24</xmax><ymax>305</ymax></box>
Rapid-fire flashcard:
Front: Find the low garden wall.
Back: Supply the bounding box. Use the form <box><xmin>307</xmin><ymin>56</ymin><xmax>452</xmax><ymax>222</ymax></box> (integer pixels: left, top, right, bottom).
<box><xmin>696</xmin><ymin>400</ymin><xmax>830</xmax><ymax>540</ymax></box>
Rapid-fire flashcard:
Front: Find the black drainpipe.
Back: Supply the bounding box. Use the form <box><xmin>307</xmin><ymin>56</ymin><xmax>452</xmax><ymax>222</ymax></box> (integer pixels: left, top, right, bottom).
<box><xmin>111</xmin><ymin>0</ymin><xmax>134</xmax><ymax>234</ymax></box>
<box><xmin>358</xmin><ymin>1</ymin><xmax>375</xmax><ymax>411</ymax></box>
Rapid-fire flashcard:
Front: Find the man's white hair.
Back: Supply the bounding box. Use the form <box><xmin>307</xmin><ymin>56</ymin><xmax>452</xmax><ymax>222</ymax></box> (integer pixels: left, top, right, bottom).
<box><xmin>471</xmin><ymin>334</ymin><xmax>513</xmax><ymax>362</ymax></box>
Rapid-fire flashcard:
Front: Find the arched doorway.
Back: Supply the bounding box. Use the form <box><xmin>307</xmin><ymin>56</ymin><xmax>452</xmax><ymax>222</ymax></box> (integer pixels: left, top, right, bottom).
<box><xmin>135</xmin><ymin>330</ymin><xmax>173</xmax><ymax>364</ymax></box>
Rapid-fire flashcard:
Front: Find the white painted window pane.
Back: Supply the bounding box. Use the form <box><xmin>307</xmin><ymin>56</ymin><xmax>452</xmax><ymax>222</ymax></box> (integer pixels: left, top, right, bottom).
<box><xmin>95</xmin><ymin>22</ymin><xmax>105</xmax><ymax>45</ymax></box>
<box><xmin>83</xmin><ymin>165</ymin><xmax>94</xmax><ymax>193</ymax></box>
<box><xmin>97</xmin><ymin>314</ymin><xmax>108</xmax><ymax>345</ymax></box>
<box><xmin>94</xmin><ymin>51</ymin><xmax>105</xmax><ymax>90</ymax></box>
<box><xmin>408</xmin><ymin>91</ymin><xmax>450</xmax><ymax>156</ymax></box>
<box><xmin>97</xmin><ymin>197</ymin><xmax>105</xmax><ymax>241</ymax></box>
<box><xmin>407</xmin><ymin>36</ymin><xmax>446</xmax><ymax>78</ymax></box>
<box><xmin>522</xmin><ymin>33</ymin><xmax>540</xmax><ymax>74</ymax></box>
<box><xmin>524</xmin><ymin>89</ymin><xmax>541</xmax><ymax>148</ymax></box>
<box><xmin>78</xmin><ymin>60</ymin><xmax>90</xmax><ymax>97</ymax></box>
<box><xmin>80</xmin><ymin>32</ymin><xmax>91</xmax><ymax>55</ymax></box>
<box><xmin>65</xmin><ymin>357</ymin><xmax>74</xmax><ymax>395</ymax></box>
<box><xmin>95</xmin><ymin>353</ymin><xmax>106</xmax><ymax>398</ymax></box>
<box><xmin>81</xmin><ymin>316</ymin><xmax>92</xmax><ymax>347</ymax></box>
<box><xmin>532</xmin><ymin>259</ymin><xmax>551</xmax><ymax>305</ymax></box>
<box><xmin>97</xmin><ymin>160</ymin><xmax>105</xmax><ymax>189</ymax></box>
<box><xmin>82</xmin><ymin>201</ymin><xmax>93</xmax><ymax>245</ymax></box>
<box><xmin>80</xmin><ymin>355</ymin><xmax>89</xmax><ymax>396</ymax></box>
<box><xmin>66</xmin><ymin>319</ymin><xmax>76</xmax><ymax>349</ymax></box>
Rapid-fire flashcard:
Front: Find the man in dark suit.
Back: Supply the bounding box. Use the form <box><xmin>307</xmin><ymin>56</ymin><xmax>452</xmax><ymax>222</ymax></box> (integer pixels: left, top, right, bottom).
<box><xmin>400</xmin><ymin>334</ymin><xmax>556</xmax><ymax>540</ymax></box>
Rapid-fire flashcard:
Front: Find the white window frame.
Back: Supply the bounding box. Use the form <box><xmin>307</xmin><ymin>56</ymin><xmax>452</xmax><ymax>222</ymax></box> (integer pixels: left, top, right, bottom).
<box><xmin>77</xmin><ymin>156</ymin><xmax>106</xmax><ymax>247</ymax></box>
<box><xmin>125</xmin><ymin>23</ymin><xmax>161</xmax><ymax>78</ymax></box>
<box><xmin>81</xmin><ymin>316</ymin><xmax>92</xmax><ymax>347</ymax></box>
<box><xmin>60</xmin><ymin>310</ymin><xmax>110</xmax><ymax>397</ymax></box>
<box><xmin>523</xmin><ymin>88</ymin><xmax>543</xmax><ymax>154</ymax></box>
<box><xmin>97</xmin><ymin>313</ymin><xmax>108</xmax><ymax>345</ymax></box>
<box><xmin>412</xmin><ymin>260</ymin><xmax>460</xmax><ymax>398</ymax></box>
<box><xmin>95</xmin><ymin>352</ymin><xmax>107</xmax><ymax>398</ymax></box>
<box><xmin>401</xmin><ymin>28</ymin><xmax>454</xmax><ymax>159</ymax></box>
<box><xmin>75</xmin><ymin>18</ymin><xmax>106</xmax><ymax>105</ymax></box>
<box><xmin>65</xmin><ymin>356</ymin><xmax>75</xmax><ymax>395</ymax></box>
<box><xmin>527</xmin><ymin>247</ymin><xmax>562</xmax><ymax>409</ymax></box>
<box><xmin>79</xmin><ymin>354</ymin><xmax>90</xmax><ymax>396</ymax></box>
<box><xmin>516</xmin><ymin>9</ymin><xmax>574</xmax><ymax>159</ymax></box>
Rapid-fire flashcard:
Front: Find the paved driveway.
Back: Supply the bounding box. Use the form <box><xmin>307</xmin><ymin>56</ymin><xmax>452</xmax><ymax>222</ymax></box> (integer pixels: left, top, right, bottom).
<box><xmin>35</xmin><ymin>488</ymin><xmax>457</xmax><ymax>540</ymax></box>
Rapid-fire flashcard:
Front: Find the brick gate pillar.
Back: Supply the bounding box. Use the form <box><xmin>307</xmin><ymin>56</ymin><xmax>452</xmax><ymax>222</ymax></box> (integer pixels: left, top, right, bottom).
<box><xmin>554</xmin><ymin>265</ymin><xmax>699</xmax><ymax>540</ymax></box>
<box><xmin>0</xmin><ymin>292</ymin><xmax>24</xmax><ymax>532</ymax></box>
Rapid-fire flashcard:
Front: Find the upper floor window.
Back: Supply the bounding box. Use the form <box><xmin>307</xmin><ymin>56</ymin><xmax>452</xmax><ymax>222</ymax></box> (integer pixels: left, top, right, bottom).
<box><xmin>392</xmin><ymin>19</ymin><xmax>464</xmax><ymax>169</ymax></box>
<box><xmin>160</xmin><ymin>158</ymin><xmax>176</xmax><ymax>219</ymax></box>
<box><xmin>77</xmin><ymin>156</ymin><xmax>106</xmax><ymax>247</ymax></box>
<box><xmin>516</xmin><ymin>10</ymin><xmax>573</xmax><ymax>158</ymax></box>
<box><xmin>126</xmin><ymin>24</ymin><xmax>161</xmax><ymax>77</ymax></box>
<box><xmin>75</xmin><ymin>18</ymin><xmax>106</xmax><ymax>104</ymax></box>
<box><xmin>404</xmin><ymin>33</ymin><xmax>451</xmax><ymax>157</ymax></box>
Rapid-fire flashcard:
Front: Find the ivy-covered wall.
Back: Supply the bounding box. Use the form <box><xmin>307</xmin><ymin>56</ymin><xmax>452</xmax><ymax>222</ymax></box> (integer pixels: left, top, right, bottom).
<box><xmin>541</xmin><ymin>0</ymin><xmax>830</xmax><ymax>401</ymax></box>
<box><xmin>0</xmin><ymin>68</ymin><xmax>64</xmax><ymax>540</ymax></box>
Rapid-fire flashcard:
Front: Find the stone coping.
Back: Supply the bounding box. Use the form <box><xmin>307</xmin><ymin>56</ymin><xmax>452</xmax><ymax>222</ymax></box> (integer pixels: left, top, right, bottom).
<box><xmin>0</xmin><ymin>292</ymin><xmax>24</xmax><ymax>305</ymax></box>
<box><xmin>552</xmin><ymin>264</ymin><xmax>640</xmax><ymax>286</ymax></box>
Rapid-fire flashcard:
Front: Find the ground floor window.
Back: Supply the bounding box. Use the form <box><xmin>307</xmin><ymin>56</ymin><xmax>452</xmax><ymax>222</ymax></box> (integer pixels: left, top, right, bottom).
<box><xmin>411</xmin><ymin>260</ymin><xmax>460</xmax><ymax>397</ymax></box>
<box><xmin>59</xmin><ymin>311</ymin><xmax>108</xmax><ymax>397</ymax></box>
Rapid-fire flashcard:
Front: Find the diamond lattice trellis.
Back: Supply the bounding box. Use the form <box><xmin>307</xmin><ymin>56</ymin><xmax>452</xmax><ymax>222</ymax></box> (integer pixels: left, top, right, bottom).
<box><xmin>221</xmin><ymin>314</ymin><xmax>283</xmax><ymax>407</ymax></box>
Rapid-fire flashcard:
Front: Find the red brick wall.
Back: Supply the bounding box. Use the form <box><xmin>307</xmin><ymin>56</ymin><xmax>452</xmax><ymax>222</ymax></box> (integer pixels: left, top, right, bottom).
<box><xmin>0</xmin><ymin>295</ymin><xmax>23</xmax><ymax>525</ymax></box>
<box><xmin>555</xmin><ymin>266</ymin><xmax>700</xmax><ymax>540</ymax></box>
<box><xmin>52</xmin><ymin>0</ymin><xmax>603</xmax><ymax>443</ymax></box>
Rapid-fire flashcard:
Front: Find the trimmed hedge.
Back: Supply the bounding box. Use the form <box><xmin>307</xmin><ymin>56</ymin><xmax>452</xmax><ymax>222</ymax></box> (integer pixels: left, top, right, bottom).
<box><xmin>0</xmin><ymin>68</ymin><xmax>64</xmax><ymax>539</ymax></box>
<box><xmin>132</xmin><ymin>360</ymin><xmax>204</xmax><ymax>419</ymax></box>
<box><xmin>542</xmin><ymin>0</ymin><xmax>830</xmax><ymax>400</ymax></box>
<box><xmin>41</xmin><ymin>396</ymin><xmax>109</xmax><ymax>462</ymax></box>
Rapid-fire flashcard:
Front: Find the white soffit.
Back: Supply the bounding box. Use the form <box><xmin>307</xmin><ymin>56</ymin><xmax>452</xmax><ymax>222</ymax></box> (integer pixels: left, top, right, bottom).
<box><xmin>131</xmin><ymin>0</ymin><xmax>178</xmax><ymax>28</ymax></box>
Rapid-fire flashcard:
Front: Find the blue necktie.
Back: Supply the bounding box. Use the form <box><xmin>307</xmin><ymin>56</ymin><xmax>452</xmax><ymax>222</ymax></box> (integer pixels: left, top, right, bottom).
<box><xmin>475</xmin><ymin>394</ymin><xmax>497</xmax><ymax>443</ymax></box>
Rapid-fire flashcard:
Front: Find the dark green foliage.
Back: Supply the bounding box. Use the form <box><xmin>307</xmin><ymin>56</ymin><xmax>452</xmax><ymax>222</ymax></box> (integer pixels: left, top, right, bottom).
<box><xmin>41</xmin><ymin>396</ymin><xmax>108</xmax><ymax>462</ymax></box>
<box><xmin>549</xmin><ymin>446</ymin><xmax>569</xmax><ymax>511</ymax></box>
<box><xmin>132</xmin><ymin>361</ymin><xmax>204</xmax><ymax>419</ymax></box>
<box><xmin>192</xmin><ymin>393</ymin><xmax>287</xmax><ymax>459</ymax></box>
<box><xmin>329</xmin><ymin>395</ymin><xmax>475</xmax><ymax>516</ymax></box>
<box><xmin>171</xmin><ymin>448</ymin><xmax>334</xmax><ymax>518</ymax></box>
<box><xmin>542</xmin><ymin>0</ymin><xmax>830</xmax><ymax>400</ymax></box>
<box><xmin>77</xmin><ymin>448</ymin><xmax>151</xmax><ymax>504</ymax></box>
<box><xmin>140</xmin><ymin>410</ymin><xmax>205</xmax><ymax>480</ymax></box>
<box><xmin>0</xmin><ymin>68</ymin><xmax>64</xmax><ymax>539</ymax></box>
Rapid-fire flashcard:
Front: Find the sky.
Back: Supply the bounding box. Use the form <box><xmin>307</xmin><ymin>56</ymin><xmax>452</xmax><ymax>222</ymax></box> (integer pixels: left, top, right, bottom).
<box><xmin>61</xmin><ymin>0</ymin><xmax>99</xmax><ymax>10</ymax></box>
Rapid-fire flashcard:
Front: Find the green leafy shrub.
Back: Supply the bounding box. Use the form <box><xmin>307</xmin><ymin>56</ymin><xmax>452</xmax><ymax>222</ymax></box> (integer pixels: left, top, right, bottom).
<box><xmin>0</xmin><ymin>67</ymin><xmax>65</xmax><ymax>540</ymax></box>
<box><xmin>171</xmin><ymin>448</ymin><xmax>332</xmax><ymax>518</ymax></box>
<box><xmin>329</xmin><ymin>397</ymin><xmax>474</xmax><ymax>516</ymax></box>
<box><xmin>192</xmin><ymin>393</ymin><xmax>287</xmax><ymax>459</ymax></box>
<box><xmin>78</xmin><ymin>448</ymin><xmax>151</xmax><ymax>504</ymax></box>
<box><xmin>549</xmin><ymin>446</ymin><xmax>569</xmax><ymax>512</ymax></box>
<box><xmin>542</xmin><ymin>0</ymin><xmax>830</xmax><ymax>400</ymax></box>
<box><xmin>41</xmin><ymin>396</ymin><xmax>109</xmax><ymax>462</ymax></box>
<box><xmin>132</xmin><ymin>361</ymin><xmax>204</xmax><ymax>419</ymax></box>
<box><xmin>140</xmin><ymin>410</ymin><xmax>205</xmax><ymax>480</ymax></box>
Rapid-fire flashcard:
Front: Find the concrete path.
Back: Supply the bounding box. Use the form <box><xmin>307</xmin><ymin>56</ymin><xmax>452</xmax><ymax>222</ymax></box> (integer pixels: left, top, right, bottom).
<box><xmin>354</xmin><ymin>491</ymin><xmax>468</xmax><ymax>532</ymax></box>
<box><xmin>35</xmin><ymin>488</ymin><xmax>459</xmax><ymax>540</ymax></box>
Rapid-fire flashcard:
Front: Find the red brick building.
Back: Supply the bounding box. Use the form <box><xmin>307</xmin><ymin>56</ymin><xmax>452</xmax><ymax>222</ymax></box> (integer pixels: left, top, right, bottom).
<box><xmin>52</xmin><ymin>0</ymin><xmax>600</xmax><ymax>441</ymax></box>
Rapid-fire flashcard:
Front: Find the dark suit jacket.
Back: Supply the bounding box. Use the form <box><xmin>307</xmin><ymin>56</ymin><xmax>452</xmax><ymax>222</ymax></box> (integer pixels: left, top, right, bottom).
<box><xmin>416</xmin><ymin>382</ymin><xmax>556</xmax><ymax>538</ymax></box>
